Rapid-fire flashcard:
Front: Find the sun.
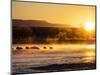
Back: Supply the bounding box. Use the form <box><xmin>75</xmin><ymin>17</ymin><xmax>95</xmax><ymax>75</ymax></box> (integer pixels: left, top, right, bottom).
<box><xmin>84</xmin><ymin>22</ymin><xmax>95</xmax><ymax>31</ymax></box>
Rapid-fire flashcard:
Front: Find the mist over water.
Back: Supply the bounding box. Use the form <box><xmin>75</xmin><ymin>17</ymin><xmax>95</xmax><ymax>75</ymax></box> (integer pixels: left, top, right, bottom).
<box><xmin>12</xmin><ymin>43</ymin><xmax>95</xmax><ymax>73</ymax></box>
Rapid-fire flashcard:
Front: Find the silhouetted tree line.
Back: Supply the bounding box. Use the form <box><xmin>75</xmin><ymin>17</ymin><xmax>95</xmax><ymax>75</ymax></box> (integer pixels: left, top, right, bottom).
<box><xmin>13</xmin><ymin>27</ymin><xmax>95</xmax><ymax>44</ymax></box>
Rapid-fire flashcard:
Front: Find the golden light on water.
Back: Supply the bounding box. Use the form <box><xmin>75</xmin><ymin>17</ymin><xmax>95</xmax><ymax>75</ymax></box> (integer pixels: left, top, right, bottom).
<box><xmin>83</xmin><ymin>44</ymin><xmax>95</xmax><ymax>63</ymax></box>
<box><xmin>83</xmin><ymin>51</ymin><xmax>95</xmax><ymax>63</ymax></box>
<box><xmin>84</xmin><ymin>22</ymin><xmax>95</xmax><ymax>31</ymax></box>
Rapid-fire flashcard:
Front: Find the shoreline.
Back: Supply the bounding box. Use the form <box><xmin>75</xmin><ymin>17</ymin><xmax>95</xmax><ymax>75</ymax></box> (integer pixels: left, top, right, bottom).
<box><xmin>12</xmin><ymin>63</ymin><xmax>96</xmax><ymax>74</ymax></box>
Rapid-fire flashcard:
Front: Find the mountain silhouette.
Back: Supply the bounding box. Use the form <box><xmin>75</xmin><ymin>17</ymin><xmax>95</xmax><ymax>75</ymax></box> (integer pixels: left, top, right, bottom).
<box><xmin>12</xmin><ymin>19</ymin><xmax>69</xmax><ymax>28</ymax></box>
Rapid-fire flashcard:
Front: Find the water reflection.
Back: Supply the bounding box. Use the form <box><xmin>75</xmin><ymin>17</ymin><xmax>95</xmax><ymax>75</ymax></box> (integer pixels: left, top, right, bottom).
<box><xmin>82</xmin><ymin>44</ymin><xmax>95</xmax><ymax>63</ymax></box>
<box><xmin>12</xmin><ymin>44</ymin><xmax>96</xmax><ymax>64</ymax></box>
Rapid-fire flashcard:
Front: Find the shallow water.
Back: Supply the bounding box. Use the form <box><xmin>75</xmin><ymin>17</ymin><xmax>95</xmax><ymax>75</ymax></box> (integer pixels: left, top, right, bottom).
<box><xmin>12</xmin><ymin>44</ymin><xmax>96</xmax><ymax>73</ymax></box>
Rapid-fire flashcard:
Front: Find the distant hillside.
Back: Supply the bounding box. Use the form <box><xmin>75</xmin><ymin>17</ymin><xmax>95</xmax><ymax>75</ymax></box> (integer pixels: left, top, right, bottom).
<box><xmin>12</xmin><ymin>19</ymin><xmax>68</xmax><ymax>28</ymax></box>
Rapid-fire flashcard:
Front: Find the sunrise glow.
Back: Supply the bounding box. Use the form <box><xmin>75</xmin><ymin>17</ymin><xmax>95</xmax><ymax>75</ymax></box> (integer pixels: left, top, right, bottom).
<box><xmin>84</xmin><ymin>22</ymin><xmax>95</xmax><ymax>31</ymax></box>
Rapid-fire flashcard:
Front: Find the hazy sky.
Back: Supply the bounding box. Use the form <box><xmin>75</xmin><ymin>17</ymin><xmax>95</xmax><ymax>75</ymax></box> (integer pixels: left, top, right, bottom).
<box><xmin>12</xmin><ymin>1</ymin><xmax>95</xmax><ymax>27</ymax></box>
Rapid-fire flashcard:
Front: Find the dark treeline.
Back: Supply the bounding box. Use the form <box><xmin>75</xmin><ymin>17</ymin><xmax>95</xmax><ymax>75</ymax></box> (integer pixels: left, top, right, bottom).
<box><xmin>12</xmin><ymin>19</ymin><xmax>95</xmax><ymax>44</ymax></box>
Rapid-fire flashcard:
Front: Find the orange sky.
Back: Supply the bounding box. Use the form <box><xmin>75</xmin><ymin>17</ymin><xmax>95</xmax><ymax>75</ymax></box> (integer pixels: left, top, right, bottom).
<box><xmin>12</xmin><ymin>1</ymin><xmax>95</xmax><ymax>27</ymax></box>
